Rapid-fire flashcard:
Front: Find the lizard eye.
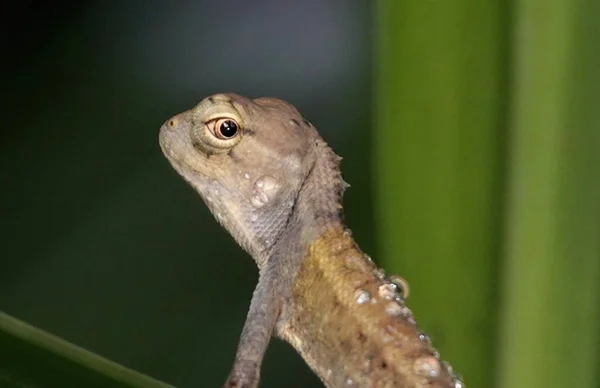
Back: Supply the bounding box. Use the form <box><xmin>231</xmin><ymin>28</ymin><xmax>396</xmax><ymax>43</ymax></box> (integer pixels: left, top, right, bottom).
<box><xmin>209</xmin><ymin>118</ymin><xmax>240</xmax><ymax>140</ymax></box>
<box><xmin>192</xmin><ymin>115</ymin><xmax>243</xmax><ymax>153</ymax></box>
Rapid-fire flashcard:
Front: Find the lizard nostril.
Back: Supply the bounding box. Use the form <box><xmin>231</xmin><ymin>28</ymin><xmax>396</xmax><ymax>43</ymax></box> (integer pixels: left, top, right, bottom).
<box><xmin>163</xmin><ymin>118</ymin><xmax>178</xmax><ymax>131</ymax></box>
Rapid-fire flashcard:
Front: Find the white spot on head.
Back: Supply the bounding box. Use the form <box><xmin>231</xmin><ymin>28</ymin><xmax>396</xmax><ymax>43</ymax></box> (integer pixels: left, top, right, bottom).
<box><xmin>385</xmin><ymin>302</ymin><xmax>403</xmax><ymax>316</ymax></box>
<box><xmin>250</xmin><ymin>175</ymin><xmax>281</xmax><ymax>208</ymax></box>
<box><xmin>256</xmin><ymin>175</ymin><xmax>278</xmax><ymax>191</ymax></box>
<box><xmin>413</xmin><ymin>356</ymin><xmax>441</xmax><ymax>379</ymax></box>
<box><xmin>251</xmin><ymin>191</ymin><xmax>270</xmax><ymax>207</ymax></box>
<box><xmin>381</xmin><ymin>333</ymin><xmax>393</xmax><ymax>343</ymax></box>
<box><xmin>378</xmin><ymin>283</ymin><xmax>397</xmax><ymax>300</ymax></box>
<box><xmin>244</xmin><ymin>172</ymin><xmax>250</xmax><ymax>179</ymax></box>
<box><xmin>355</xmin><ymin>289</ymin><xmax>370</xmax><ymax>304</ymax></box>
<box><xmin>373</xmin><ymin>268</ymin><xmax>386</xmax><ymax>280</ymax></box>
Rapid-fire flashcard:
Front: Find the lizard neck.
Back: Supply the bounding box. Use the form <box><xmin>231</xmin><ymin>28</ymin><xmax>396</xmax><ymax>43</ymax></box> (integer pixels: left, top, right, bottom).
<box><xmin>294</xmin><ymin>136</ymin><xmax>347</xmax><ymax>243</ymax></box>
<box><xmin>267</xmin><ymin>136</ymin><xmax>347</xmax><ymax>272</ymax></box>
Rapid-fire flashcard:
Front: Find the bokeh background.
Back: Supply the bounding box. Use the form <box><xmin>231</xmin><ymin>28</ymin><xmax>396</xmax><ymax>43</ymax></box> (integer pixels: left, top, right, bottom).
<box><xmin>1</xmin><ymin>1</ymin><xmax>598</xmax><ymax>388</ymax></box>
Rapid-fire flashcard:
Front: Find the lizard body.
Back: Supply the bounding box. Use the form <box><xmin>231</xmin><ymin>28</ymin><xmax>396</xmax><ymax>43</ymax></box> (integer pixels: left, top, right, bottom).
<box><xmin>159</xmin><ymin>93</ymin><xmax>462</xmax><ymax>388</ymax></box>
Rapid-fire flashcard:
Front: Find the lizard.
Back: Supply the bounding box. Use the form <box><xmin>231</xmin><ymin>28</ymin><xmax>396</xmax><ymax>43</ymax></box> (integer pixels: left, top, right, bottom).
<box><xmin>158</xmin><ymin>93</ymin><xmax>463</xmax><ymax>388</ymax></box>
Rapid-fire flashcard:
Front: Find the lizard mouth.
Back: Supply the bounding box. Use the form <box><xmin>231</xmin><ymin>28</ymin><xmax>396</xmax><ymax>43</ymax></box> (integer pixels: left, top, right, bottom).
<box><xmin>159</xmin><ymin>135</ymin><xmax>212</xmax><ymax>183</ymax></box>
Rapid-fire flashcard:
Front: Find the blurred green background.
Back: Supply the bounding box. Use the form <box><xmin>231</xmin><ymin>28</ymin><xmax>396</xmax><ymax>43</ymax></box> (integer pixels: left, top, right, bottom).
<box><xmin>1</xmin><ymin>1</ymin><xmax>598</xmax><ymax>387</ymax></box>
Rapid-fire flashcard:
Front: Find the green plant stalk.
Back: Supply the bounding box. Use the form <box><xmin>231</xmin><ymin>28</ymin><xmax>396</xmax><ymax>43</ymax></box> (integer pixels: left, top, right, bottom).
<box><xmin>497</xmin><ymin>0</ymin><xmax>600</xmax><ymax>386</ymax></box>
<box><xmin>374</xmin><ymin>1</ymin><xmax>506</xmax><ymax>386</ymax></box>
<box><xmin>0</xmin><ymin>311</ymin><xmax>175</xmax><ymax>388</ymax></box>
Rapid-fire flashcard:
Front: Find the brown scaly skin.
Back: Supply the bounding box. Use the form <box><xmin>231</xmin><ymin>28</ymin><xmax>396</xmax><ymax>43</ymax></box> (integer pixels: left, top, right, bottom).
<box><xmin>284</xmin><ymin>226</ymin><xmax>455</xmax><ymax>387</ymax></box>
<box><xmin>159</xmin><ymin>93</ymin><xmax>462</xmax><ymax>388</ymax></box>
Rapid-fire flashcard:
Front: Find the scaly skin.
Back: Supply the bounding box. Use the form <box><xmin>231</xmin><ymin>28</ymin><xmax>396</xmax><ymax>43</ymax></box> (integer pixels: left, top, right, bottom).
<box><xmin>282</xmin><ymin>226</ymin><xmax>454</xmax><ymax>387</ymax></box>
<box><xmin>159</xmin><ymin>93</ymin><xmax>462</xmax><ymax>388</ymax></box>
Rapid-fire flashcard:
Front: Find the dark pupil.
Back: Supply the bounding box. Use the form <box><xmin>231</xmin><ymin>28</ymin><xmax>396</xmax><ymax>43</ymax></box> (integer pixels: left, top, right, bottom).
<box><xmin>220</xmin><ymin>120</ymin><xmax>238</xmax><ymax>138</ymax></box>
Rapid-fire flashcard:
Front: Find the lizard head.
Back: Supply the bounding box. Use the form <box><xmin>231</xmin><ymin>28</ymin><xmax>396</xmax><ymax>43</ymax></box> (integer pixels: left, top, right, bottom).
<box><xmin>160</xmin><ymin>93</ymin><xmax>329</xmax><ymax>263</ymax></box>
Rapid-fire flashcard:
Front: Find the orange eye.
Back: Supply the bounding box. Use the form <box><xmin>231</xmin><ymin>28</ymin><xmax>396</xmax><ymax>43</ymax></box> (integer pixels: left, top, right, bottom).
<box><xmin>209</xmin><ymin>118</ymin><xmax>240</xmax><ymax>139</ymax></box>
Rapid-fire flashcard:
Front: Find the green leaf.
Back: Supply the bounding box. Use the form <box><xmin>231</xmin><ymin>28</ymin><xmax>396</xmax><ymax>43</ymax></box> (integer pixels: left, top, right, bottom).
<box><xmin>497</xmin><ymin>0</ymin><xmax>600</xmax><ymax>386</ymax></box>
<box><xmin>374</xmin><ymin>1</ymin><xmax>505</xmax><ymax>386</ymax></box>
<box><xmin>375</xmin><ymin>0</ymin><xmax>600</xmax><ymax>387</ymax></box>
